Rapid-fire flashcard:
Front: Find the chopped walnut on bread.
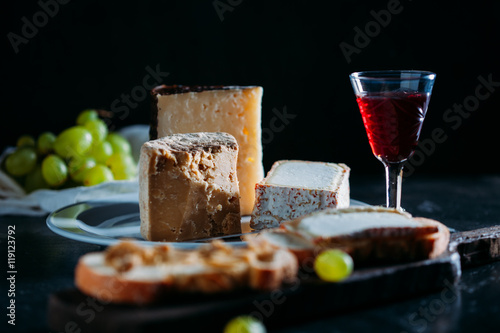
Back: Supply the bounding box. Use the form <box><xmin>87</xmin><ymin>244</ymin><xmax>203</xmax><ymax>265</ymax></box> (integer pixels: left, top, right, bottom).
<box><xmin>75</xmin><ymin>240</ymin><xmax>298</xmax><ymax>305</ymax></box>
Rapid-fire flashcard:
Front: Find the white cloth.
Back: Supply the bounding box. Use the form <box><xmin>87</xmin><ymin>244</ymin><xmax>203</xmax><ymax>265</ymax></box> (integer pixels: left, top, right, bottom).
<box><xmin>0</xmin><ymin>180</ymin><xmax>139</xmax><ymax>216</ymax></box>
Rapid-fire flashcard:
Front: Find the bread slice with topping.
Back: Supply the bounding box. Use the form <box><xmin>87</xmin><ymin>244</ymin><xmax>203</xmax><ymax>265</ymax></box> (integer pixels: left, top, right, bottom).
<box><xmin>256</xmin><ymin>206</ymin><xmax>450</xmax><ymax>264</ymax></box>
<box><xmin>75</xmin><ymin>240</ymin><xmax>298</xmax><ymax>305</ymax></box>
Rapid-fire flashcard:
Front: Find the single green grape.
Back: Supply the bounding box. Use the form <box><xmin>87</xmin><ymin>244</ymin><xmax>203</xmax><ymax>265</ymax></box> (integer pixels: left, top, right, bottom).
<box><xmin>53</xmin><ymin>126</ymin><xmax>93</xmax><ymax>159</ymax></box>
<box><xmin>25</xmin><ymin>164</ymin><xmax>49</xmax><ymax>193</ymax></box>
<box><xmin>84</xmin><ymin>118</ymin><xmax>108</xmax><ymax>144</ymax></box>
<box><xmin>5</xmin><ymin>147</ymin><xmax>37</xmax><ymax>176</ymax></box>
<box><xmin>314</xmin><ymin>249</ymin><xmax>354</xmax><ymax>282</ymax></box>
<box><xmin>37</xmin><ymin>131</ymin><xmax>57</xmax><ymax>155</ymax></box>
<box><xmin>106</xmin><ymin>152</ymin><xmax>137</xmax><ymax>180</ymax></box>
<box><xmin>76</xmin><ymin>109</ymin><xmax>99</xmax><ymax>126</ymax></box>
<box><xmin>106</xmin><ymin>133</ymin><xmax>131</xmax><ymax>155</ymax></box>
<box><xmin>41</xmin><ymin>154</ymin><xmax>68</xmax><ymax>187</ymax></box>
<box><xmin>223</xmin><ymin>316</ymin><xmax>267</xmax><ymax>333</ymax></box>
<box><xmin>83</xmin><ymin>164</ymin><xmax>114</xmax><ymax>186</ymax></box>
<box><xmin>17</xmin><ymin>135</ymin><xmax>35</xmax><ymax>148</ymax></box>
<box><xmin>89</xmin><ymin>141</ymin><xmax>113</xmax><ymax>164</ymax></box>
<box><xmin>68</xmin><ymin>156</ymin><xmax>97</xmax><ymax>183</ymax></box>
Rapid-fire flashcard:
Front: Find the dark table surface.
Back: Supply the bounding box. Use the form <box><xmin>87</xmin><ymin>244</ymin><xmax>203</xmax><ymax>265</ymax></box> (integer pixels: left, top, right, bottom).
<box><xmin>1</xmin><ymin>174</ymin><xmax>500</xmax><ymax>333</ymax></box>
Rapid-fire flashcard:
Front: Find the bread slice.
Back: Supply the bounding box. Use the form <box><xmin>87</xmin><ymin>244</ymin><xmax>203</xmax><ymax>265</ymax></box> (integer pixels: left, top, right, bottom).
<box><xmin>256</xmin><ymin>206</ymin><xmax>450</xmax><ymax>265</ymax></box>
<box><xmin>75</xmin><ymin>240</ymin><xmax>298</xmax><ymax>305</ymax></box>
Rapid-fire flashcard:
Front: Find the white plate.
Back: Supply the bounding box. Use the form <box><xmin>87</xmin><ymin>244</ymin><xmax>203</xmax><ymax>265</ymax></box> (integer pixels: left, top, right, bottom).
<box><xmin>46</xmin><ymin>199</ymin><xmax>369</xmax><ymax>249</ymax></box>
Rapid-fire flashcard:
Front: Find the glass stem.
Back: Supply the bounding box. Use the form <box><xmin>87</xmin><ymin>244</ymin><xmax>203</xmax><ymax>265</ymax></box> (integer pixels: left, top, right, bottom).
<box><xmin>384</xmin><ymin>161</ymin><xmax>404</xmax><ymax>210</ymax></box>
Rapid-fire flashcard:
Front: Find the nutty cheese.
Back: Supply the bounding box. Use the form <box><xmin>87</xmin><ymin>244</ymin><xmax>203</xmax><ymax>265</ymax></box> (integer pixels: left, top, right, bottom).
<box><xmin>139</xmin><ymin>132</ymin><xmax>241</xmax><ymax>242</ymax></box>
<box><xmin>150</xmin><ymin>85</ymin><xmax>263</xmax><ymax>215</ymax></box>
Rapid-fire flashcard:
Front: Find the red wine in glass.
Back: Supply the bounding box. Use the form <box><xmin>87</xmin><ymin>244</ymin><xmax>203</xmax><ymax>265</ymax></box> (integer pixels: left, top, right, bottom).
<box><xmin>350</xmin><ymin>71</ymin><xmax>436</xmax><ymax>210</ymax></box>
<box><xmin>356</xmin><ymin>91</ymin><xmax>430</xmax><ymax>163</ymax></box>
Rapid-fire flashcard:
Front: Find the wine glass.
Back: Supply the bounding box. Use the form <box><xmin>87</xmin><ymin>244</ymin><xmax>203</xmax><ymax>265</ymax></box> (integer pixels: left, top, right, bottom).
<box><xmin>349</xmin><ymin>70</ymin><xmax>436</xmax><ymax>210</ymax></box>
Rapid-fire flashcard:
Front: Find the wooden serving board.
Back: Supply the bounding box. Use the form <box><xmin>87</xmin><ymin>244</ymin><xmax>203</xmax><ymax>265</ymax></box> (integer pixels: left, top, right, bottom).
<box><xmin>47</xmin><ymin>226</ymin><xmax>500</xmax><ymax>333</ymax></box>
<box><xmin>450</xmin><ymin>225</ymin><xmax>500</xmax><ymax>267</ymax></box>
<box><xmin>47</xmin><ymin>251</ymin><xmax>460</xmax><ymax>333</ymax></box>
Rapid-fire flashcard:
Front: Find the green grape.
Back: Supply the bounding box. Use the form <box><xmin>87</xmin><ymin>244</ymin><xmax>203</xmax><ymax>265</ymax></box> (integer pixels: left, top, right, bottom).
<box><xmin>106</xmin><ymin>152</ymin><xmax>137</xmax><ymax>180</ymax></box>
<box><xmin>89</xmin><ymin>141</ymin><xmax>113</xmax><ymax>164</ymax></box>
<box><xmin>25</xmin><ymin>164</ymin><xmax>49</xmax><ymax>193</ymax></box>
<box><xmin>84</xmin><ymin>118</ymin><xmax>108</xmax><ymax>144</ymax></box>
<box><xmin>5</xmin><ymin>147</ymin><xmax>37</xmax><ymax>176</ymax></box>
<box><xmin>223</xmin><ymin>316</ymin><xmax>267</xmax><ymax>333</ymax></box>
<box><xmin>17</xmin><ymin>135</ymin><xmax>35</xmax><ymax>148</ymax></box>
<box><xmin>53</xmin><ymin>126</ymin><xmax>93</xmax><ymax>159</ymax></box>
<box><xmin>37</xmin><ymin>131</ymin><xmax>56</xmax><ymax>155</ymax></box>
<box><xmin>314</xmin><ymin>249</ymin><xmax>354</xmax><ymax>282</ymax></box>
<box><xmin>83</xmin><ymin>164</ymin><xmax>114</xmax><ymax>186</ymax></box>
<box><xmin>41</xmin><ymin>154</ymin><xmax>68</xmax><ymax>187</ymax></box>
<box><xmin>69</xmin><ymin>156</ymin><xmax>97</xmax><ymax>182</ymax></box>
<box><xmin>76</xmin><ymin>109</ymin><xmax>99</xmax><ymax>126</ymax></box>
<box><xmin>106</xmin><ymin>133</ymin><xmax>131</xmax><ymax>155</ymax></box>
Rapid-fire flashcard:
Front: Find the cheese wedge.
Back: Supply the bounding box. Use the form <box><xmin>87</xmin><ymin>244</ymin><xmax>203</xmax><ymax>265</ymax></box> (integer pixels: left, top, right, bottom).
<box><xmin>250</xmin><ymin>160</ymin><xmax>350</xmax><ymax>230</ymax></box>
<box><xmin>150</xmin><ymin>85</ymin><xmax>263</xmax><ymax>215</ymax></box>
<box><xmin>139</xmin><ymin>132</ymin><xmax>241</xmax><ymax>242</ymax></box>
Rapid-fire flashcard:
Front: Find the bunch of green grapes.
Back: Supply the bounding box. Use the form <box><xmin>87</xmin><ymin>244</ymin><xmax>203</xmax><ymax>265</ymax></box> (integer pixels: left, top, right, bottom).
<box><xmin>3</xmin><ymin>109</ymin><xmax>137</xmax><ymax>193</ymax></box>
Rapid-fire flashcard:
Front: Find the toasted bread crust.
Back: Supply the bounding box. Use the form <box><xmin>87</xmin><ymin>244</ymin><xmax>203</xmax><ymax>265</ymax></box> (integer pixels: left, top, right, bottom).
<box><xmin>75</xmin><ymin>257</ymin><xmax>171</xmax><ymax>304</ymax></box>
<box><xmin>247</xmin><ymin>249</ymin><xmax>298</xmax><ymax>290</ymax></box>
<box><xmin>413</xmin><ymin>218</ymin><xmax>450</xmax><ymax>259</ymax></box>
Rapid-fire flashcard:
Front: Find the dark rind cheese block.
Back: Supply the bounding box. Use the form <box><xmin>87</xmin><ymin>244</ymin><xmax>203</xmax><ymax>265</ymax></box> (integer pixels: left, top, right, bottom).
<box><xmin>150</xmin><ymin>84</ymin><xmax>263</xmax><ymax>215</ymax></box>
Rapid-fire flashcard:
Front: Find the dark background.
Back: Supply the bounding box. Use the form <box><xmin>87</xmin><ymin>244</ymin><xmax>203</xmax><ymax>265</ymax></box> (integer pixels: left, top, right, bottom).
<box><xmin>2</xmin><ymin>0</ymin><xmax>500</xmax><ymax>177</ymax></box>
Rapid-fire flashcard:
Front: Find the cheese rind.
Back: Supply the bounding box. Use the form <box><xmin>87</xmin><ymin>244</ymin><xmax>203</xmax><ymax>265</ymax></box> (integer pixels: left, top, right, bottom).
<box><xmin>139</xmin><ymin>132</ymin><xmax>241</xmax><ymax>242</ymax></box>
<box><xmin>250</xmin><ymin>160</ymin><xmax>350</xmax><ymax>230</ymax></box>
<box><xmin>151</xmin><ymin>85</ymin><xmax>263</xmax><ymax>215</ymax></box>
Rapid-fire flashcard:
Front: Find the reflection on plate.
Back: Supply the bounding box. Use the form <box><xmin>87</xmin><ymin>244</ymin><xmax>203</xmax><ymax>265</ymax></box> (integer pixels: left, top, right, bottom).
<box><xmin>46</xmin><ymin>199</ymin><xmax>369</xmax><ymax>248</ymax></box>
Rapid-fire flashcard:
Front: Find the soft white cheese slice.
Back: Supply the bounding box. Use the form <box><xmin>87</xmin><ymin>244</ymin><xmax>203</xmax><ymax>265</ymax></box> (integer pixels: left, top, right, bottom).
<box><xmin>265</xmin><ymin>161</ymin><xmax>344</xmax><ymax>190</ymax></box>
<box><xmin>287</xmin><ymin>207</ymin><xmax>418</xmax><ymax>238</ymax></box>
<box><xmin>250</xmin><ymin>160</ymin><xmax>350</xmax><ymax>230</ymax></box>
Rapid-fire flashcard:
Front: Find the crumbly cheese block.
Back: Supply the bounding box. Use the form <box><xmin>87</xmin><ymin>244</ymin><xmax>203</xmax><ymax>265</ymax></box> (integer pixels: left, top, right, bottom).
<box><xmin>150</xmin><ymin>85</ymin><xmax>264</xmax><ymax>215</ymax></box>
<box><xmin>250</xmin><ymin>160</ymin><xmax>350</xmax><ymax>230</ymax></box>
<box><xmin>139</xmin><ymin>132</ymin><xmax>241</xmax><ymax>242</ymax></box>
